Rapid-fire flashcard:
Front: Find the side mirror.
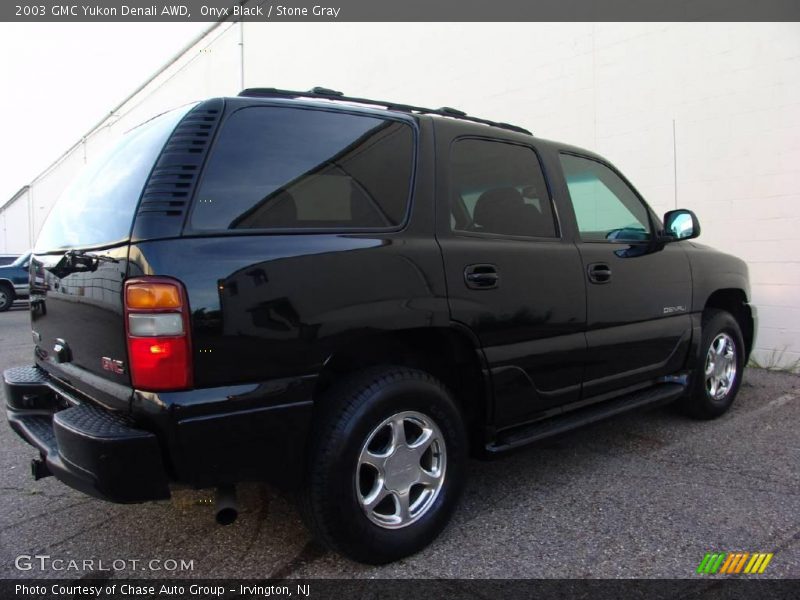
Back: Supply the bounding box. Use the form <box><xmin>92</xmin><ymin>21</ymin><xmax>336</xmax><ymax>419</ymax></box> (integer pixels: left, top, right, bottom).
<box><xmin>663</xmin><ymin>209</ymin><xmax>700</xmax><ymax>241</ymax></box>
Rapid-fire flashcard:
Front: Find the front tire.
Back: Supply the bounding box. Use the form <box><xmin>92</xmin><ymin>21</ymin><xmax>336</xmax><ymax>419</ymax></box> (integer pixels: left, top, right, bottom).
<box><xmin>0</xmin><ymin>284</ymin><xmax>14</xmax><ymax>312</ymax></box>
<box><xmin>681</xmin><ymin>308</ymin><xmax>745</xmax><ymax>419</ymax></box>
<box><xmin>300</xmin><ymin>367</ymin><xmax>467</xmax><ymax>564</ymax></box>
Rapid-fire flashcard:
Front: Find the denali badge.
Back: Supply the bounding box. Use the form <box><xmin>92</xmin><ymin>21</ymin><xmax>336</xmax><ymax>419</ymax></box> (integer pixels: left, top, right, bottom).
<box><xmin>101</xmin><ymin>357</ymin><xmax>125</xmax><ymax>375</ymax></box>
<box><xmin>663</xmin><ymin>305</ymin><xmax>687</xmax><ymax>314</ymax></box>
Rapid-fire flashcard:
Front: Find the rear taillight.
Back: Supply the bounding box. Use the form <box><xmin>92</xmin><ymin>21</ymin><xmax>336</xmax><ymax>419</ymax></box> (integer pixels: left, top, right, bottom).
<box><xmin>124</xmin><ymin>277</ymin><xmax>192</xmax><ymax>391</ymax></box>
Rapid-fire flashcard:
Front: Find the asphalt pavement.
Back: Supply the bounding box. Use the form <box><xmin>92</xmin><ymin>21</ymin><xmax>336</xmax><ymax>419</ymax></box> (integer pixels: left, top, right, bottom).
<box><xmin>1</xmin><ymin>304</ymin><xmax>798</xmax><ymax>579</ymax></box>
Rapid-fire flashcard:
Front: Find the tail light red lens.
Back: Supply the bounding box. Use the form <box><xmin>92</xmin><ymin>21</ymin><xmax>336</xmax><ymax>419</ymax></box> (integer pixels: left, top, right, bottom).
<box><xmin>124</xmin><ymin>277</ymin><xmax>192</xmax><ymax>391</ymax></box>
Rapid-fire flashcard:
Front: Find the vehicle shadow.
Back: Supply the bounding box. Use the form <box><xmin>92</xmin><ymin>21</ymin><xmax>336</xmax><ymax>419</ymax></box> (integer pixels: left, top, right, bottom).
<box><xmin>0</xmin><ymin>369</ymin><xmax>794</xmax><ymax>579</ymax></box>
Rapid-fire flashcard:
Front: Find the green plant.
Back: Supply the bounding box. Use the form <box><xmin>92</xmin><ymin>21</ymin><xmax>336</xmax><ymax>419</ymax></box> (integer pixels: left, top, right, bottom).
<box><xmin>748</xmin><ymin>347</ymin><xmax>800</xmax><ymax>374</ymax></box>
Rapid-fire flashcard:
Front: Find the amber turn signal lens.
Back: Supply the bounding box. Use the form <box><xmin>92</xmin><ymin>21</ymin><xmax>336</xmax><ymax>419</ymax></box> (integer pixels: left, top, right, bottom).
<box><xmin>126</xmin><ymin>283</ymin><xmax>181</xmax><ymax>309</ymax></box>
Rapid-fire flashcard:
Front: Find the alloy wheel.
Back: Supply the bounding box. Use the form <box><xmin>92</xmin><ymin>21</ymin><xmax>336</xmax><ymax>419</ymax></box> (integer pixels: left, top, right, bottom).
<box><xmin>356</xmin><ymin>411</ymin><xmax>446</xmax><ymax>529</ymax></box>
<box><xmin>705</xmin><ymin>333</ymin><xmax>737</xmax><ymax>401</ymax></box>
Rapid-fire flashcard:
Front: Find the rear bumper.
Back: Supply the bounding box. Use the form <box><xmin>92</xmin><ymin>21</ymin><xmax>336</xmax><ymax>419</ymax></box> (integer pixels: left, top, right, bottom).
<box><xmin>5</xmin><ymin>365</ymin><xmax>315</xmax><ymax>502</ymax></box>
<box><xmin>4</xmin><ymin>366</ymin><xmax>169</xmax><ymax>503</ymax></box>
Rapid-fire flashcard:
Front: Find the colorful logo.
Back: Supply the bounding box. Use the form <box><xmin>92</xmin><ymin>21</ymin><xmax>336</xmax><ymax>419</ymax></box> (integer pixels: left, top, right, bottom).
<box><xmin>696</xmin><ymin>552</ymin><xmax>773</xmax><ymax>574</ymax></box>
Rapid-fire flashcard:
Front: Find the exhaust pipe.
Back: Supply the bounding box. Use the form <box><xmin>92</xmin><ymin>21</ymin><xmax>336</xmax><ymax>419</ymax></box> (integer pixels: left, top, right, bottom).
<box><xmin>215</xmin><ymin>485</ymin><xmax>238</xmax><ymax>525</ymax></box>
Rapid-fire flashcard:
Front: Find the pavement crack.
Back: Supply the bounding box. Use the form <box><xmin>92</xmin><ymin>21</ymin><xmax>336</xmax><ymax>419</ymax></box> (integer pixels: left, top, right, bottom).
<box><xmin>237</xmin><ymin>485</ymin><xmax>271</xmax><ymax>560</ymax></box>
<box><xmin>266</xmin><ymin>540</ymin><xmax>327</xmax><ymax>580</ymax></box>
<box><xmin>624</xmin><ymin>471</ymin><xmax>800</xmax><ymax>498</ymax></box>
<box><xmin>31</xmin><ymin>513</ymin><xmax>119</xmax><ymax>554</ymax></box>
<box><xmin>772</xmin><ymin>526</ymin><xmax>800</xmax><ymax>553</ymax></box>
<box><xmin>0</xmin><ymin>499</ymin><xmax>95</xmax><ymax>533</ymax></box>
<box><xmin>650</xmin><ymin>456</ymin><xmax>799</xmax><ymax>489</ymax></box>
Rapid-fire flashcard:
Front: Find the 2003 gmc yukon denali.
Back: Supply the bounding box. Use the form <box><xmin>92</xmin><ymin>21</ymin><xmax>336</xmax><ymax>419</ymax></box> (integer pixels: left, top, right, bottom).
<box><xmin>4</xmin><ymin>87</ymin><xmax>756</xmax><ymax>564</ymax></box>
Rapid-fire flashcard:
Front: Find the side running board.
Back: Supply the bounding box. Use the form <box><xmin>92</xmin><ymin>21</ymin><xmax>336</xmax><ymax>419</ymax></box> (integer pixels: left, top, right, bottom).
<box><xmin>489</xmin><ymin>382</ymin><xmax>686</xmax><ymax>452</ymax></box>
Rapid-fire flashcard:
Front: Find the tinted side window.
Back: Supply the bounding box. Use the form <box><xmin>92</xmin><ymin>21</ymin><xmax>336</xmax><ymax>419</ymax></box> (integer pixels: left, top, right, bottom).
<box><xmin>450</xmin><ymin>139</ymin><xmax>557</xmax><ymax>238</ymax></box>
<box><xmin>191</xmin><ymin>107</ymin><xmax>415</xmax><ymax>231</ymax></box>
<box><xmin>560</xmin><ymin>153</ymin><xmax>651</xmax><ymax>242</ymax></box>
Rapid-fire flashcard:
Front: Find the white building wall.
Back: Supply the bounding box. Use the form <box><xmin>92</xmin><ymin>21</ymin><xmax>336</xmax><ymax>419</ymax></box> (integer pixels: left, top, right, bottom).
<box><xmin>0</xmin><ymin>22</ymin><xmax>798</xmax><ymax>368</ymax></box>
<box><xmin>0</xmin><ymin>21</ymin><xmax>243</xmax><ymax>252</ymax></box>
<box><xmin>242</xmin><ymin>22</ymin><xmax>800</xmax><ymax>369</ymax></box>
<box><xmin>0</xmin><ymin>188</ymin><xmax>31</xmax><ymax>253</ymax></box>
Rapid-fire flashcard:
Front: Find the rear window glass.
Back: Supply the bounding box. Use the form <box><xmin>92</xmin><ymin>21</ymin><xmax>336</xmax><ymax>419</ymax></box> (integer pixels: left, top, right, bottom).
<box><xmin>35</xmin><ymin>105</ymin><xmax>193</xmax><ymax>252</ymax></box>
<box><xmin>189</xmin><ymin>106</ymin><xmax>415</xmax><ymax>231</ymax></box>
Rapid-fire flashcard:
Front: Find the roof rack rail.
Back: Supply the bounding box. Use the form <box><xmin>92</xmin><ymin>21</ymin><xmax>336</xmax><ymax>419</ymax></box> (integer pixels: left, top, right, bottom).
<box><xmin>237</xmin><ymin>87</ymin><xmax>532</xmax><ymax>135</ymax></box>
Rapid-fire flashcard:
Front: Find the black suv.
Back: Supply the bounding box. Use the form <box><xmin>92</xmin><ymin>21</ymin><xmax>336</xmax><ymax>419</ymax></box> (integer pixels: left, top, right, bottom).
<box><xmin>4</xmin><ymin>88</ymin><xmax>755</xmax><ymax>564</ymax></box>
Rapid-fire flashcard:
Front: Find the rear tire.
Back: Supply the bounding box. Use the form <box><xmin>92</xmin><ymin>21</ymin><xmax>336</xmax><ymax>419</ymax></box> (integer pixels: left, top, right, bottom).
<box><xmin>680</xmin><ymin>308</ymin><xmax>745</xmax><ymax>419</ymax></box>
<box><xmin>0</xmin><ymin>284</ymin><xmax>14</xmax><ymax>312</ymax></box>
<box><xmin>300</xmin><ymin>367</ymin><xmax>467</xmax><ymax>564</ymax></box>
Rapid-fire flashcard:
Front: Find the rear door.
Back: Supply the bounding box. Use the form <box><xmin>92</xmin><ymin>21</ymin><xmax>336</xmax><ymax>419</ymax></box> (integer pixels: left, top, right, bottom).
<box><xmin>30</xmin><ymin>105</ymin><xmax>194</xmax><ymax>409</ymax></box>
<box><xmin>436</xmin><ymin>128</ymin><xmax>586</xmax><ymax>428</ymax></box>
<box><xmin>557</xmin><ymin>152</ymin><xmax>692</xmax><ymax>398</ymax></box>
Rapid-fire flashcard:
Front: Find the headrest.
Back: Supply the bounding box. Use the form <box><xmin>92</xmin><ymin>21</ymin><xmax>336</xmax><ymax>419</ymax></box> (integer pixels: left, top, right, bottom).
<box><xmin>473</xmin><ymin>187</ymin><xmax>524</xmax><ymax>229</ymax></box>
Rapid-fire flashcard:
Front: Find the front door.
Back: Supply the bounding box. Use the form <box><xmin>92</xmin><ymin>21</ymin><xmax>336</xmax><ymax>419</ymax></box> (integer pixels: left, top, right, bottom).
<box><xmin>558</xmin><ymin>152</ymin><xmax>692</xmax><ymax>399</ymax></box>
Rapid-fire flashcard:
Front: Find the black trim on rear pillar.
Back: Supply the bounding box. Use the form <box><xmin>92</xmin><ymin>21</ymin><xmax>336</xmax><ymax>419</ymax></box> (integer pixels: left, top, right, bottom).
<box><xmin>131</xmin><ymin>98</ymin><xmax>225</xmax><ymax>242</ymax></box>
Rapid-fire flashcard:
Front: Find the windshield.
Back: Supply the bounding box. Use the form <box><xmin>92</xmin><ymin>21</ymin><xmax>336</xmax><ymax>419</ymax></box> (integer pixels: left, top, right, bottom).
<box><xmin>34</xmin><ymin>104</ymin><xmax>194</xmax><ymax>253</ymax></box>
<box><xmin>10</xmin><ymin>252</ymin><xmax>31</xmax><ymax>267</ymax></box>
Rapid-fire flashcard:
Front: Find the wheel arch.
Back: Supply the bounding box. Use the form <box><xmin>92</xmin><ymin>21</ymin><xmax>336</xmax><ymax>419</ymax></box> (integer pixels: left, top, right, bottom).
<box><xmin>314</xmin><ymin>326</ymin><xmax>491</xmax><ymax>449</ymax></box>
<box><xmin>703</xmin><ymin>288</ymin><xmax>754</xmax><ymax>360</ymax></box>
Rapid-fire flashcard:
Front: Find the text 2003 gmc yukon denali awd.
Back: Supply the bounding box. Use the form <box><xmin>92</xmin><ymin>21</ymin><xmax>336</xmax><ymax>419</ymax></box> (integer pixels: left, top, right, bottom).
<box><xmin>4</xmin><ymin>87</ymin><xmax>756</xmax><ymax>564</ymax></box>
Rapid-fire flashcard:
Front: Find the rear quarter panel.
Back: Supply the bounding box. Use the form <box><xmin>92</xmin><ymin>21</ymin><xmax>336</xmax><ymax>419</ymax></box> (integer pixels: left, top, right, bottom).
<box><xmin>127</xmin><ymin>232</ymin><xmax>449</xmax><ymax>388</ymax></box>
